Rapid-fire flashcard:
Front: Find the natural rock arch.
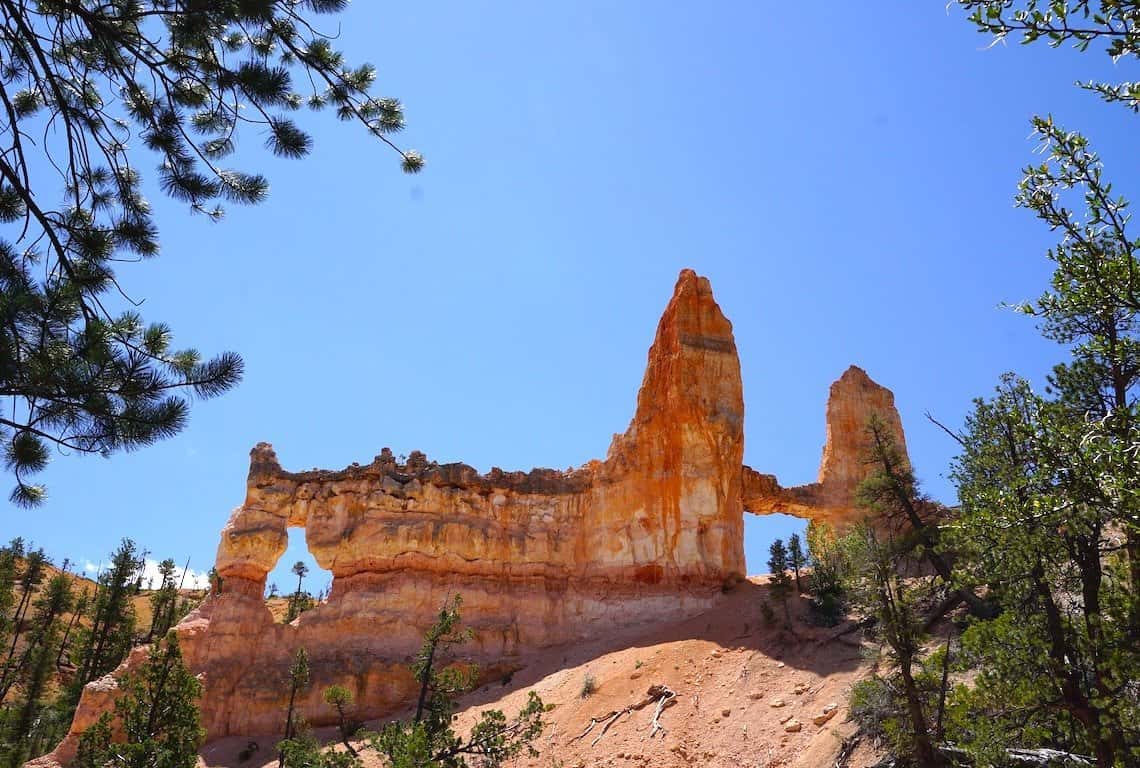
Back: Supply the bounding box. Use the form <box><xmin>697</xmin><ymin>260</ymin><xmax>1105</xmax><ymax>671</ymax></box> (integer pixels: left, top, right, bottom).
<box><xmin>40</xmin><ymin>270</ymin><xmax>909</xmax><ymax>764</ymax></box>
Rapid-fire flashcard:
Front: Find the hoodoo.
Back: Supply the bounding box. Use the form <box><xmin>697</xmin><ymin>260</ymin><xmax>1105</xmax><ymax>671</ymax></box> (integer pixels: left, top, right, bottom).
<box><xmin>39</xmin><ymin>270</ymin><xmax>911</xmax><ymax>764</ymax></box>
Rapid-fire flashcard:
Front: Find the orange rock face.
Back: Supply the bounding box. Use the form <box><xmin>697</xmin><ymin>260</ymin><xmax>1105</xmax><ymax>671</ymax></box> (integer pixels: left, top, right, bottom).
<box><xmin>41</xmin><ymin>270</ymin><xmax>910</xmax><ymax>764</ymax></box>
<box><xmin>742</xmin><ymin>365</ymin><xmax>910</xmax><ymax>529</ymax></box>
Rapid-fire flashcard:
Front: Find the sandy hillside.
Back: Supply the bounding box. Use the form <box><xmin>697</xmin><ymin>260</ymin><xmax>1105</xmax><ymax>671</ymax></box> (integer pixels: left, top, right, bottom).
<box><xmin>199</xmin><ymin>577</ymin><xmax>883</xmax><ymax>768</ymax></box>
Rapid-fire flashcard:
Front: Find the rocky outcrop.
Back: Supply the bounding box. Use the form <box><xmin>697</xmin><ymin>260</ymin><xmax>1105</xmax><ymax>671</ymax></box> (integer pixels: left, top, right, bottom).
<box><xmin>742</xmin><ymin>365</ymin><xmax>909</xmax><ymax>530</ymax></box>
<box><xmin>40</xmin><ymin>270</ymin><xmax>911</xmax><ymax>764</ymax></box>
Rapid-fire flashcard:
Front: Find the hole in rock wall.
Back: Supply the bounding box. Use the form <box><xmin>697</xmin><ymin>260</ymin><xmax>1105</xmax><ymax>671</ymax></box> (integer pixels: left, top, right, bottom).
<box><xmin>265</xmin><ymin>527</ymin><xmax>330</xmax><ymax>623</ymax></box>
<box><xmin>744</xmin><ymin>512</ymin><xmax>807</xmax><ymax>576</ymax></box>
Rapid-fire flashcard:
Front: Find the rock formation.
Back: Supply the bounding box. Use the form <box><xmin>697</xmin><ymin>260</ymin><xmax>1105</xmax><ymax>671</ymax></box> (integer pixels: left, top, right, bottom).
<box><xmin>39</xmin><ymin>270</ymin><xmax>911</xmax><ymax>764</ymax></box>
<box><xmin>742</xmin><ymin>365</ymin><xmax>910</xmax><ymax>529</ymax></box>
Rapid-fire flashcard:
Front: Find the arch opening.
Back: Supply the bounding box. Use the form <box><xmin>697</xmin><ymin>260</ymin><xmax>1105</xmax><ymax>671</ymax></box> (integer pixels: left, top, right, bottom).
<box><xmin>265</xmin><ymin>526</ymin><xmax>329</xmax><ymax>623</ymax></box>
<box><xmin>743</xmin><ymin>511</ymin><xmax>807</xmax><ymax>577</ymax></box>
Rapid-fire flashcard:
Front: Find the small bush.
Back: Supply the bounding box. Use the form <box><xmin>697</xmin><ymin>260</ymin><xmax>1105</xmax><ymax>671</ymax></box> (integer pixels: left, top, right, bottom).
<box><xmin>849</xmin><ymin>677</ymin><xmax>895</xmax><ymax>742</ymax></box>
<box><xmin>807</xmin><ymin>588</ymin><xmax>847</xmax><ymax>627</ymax></box>
<box><xmin>579</xmin><ymin>673</ymin><xmax>597</xmax><ymax>699</ymax></box>
<box><xmin>849</xmin><ymin>675</ymin><xmax>926</xmax><ymax>762</ymax></box>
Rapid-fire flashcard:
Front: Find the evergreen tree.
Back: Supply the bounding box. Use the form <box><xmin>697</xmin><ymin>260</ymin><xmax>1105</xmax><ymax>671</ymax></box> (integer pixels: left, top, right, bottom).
<box><xmin>856</xmin><ymin>416</ymin><xmax>993</xmax><ymax>621</ymax></box>
<box><xmin>948</xmin><ymin>371</ymin><xmax>1139</xmax><ymax>765</ymax></box>
<box><xmin>927</xmin><ymin>11</ymin><xmax>1140</xmax><ymax>765</ymax></box>
<box><xmin>767</xmin><ymin>539</ymin><xmax>793</xmax><ymax>626</ymax></box>
<box><xmin>0</xmin><ymin>3</ymin><xmax>423</xmax><ymax>505</ymax></box>
<box><xmin>75</xmin><ymin>633</ymin><xmax>204</xmax><ymax>768</ymax></box>
<box><xmin>148</xmin><ymin>559</ymin><xmax>179</xmax><ymax>642</ymax></box>
<box><xmin>787</xmin><ymin>532</ymin><xmax>806</xmax><ymax>593</ymax></box>
<box><xmin>322</xmin><ymin>686</ymin><xmax>358</xmax><ymax>757</ymax></box>
<box><xmin>365</xmin><ymin>596</ymin><xmax>546</xmax><ymax>768</ymax></box>
<box><xmin>1</xmin><ymin>572</ymin><xmax>73</xmax><ymax>766</ymax></box>
<box><xmin>0</xmin><ymin>542</ymin><xmax>19</xmax><ymax>663</ymax></box>
<box><xmin>56</xmin><ymin>586</ymin><xmax>89</xmax><ymax>668</ymax></box>
<box><xmin>804</xmin><ymin>521</ymin><xmax>854</xmax><ymax>626</ymax></box>
<box><xmin>1</xmin><ymin>548</ymin><xmax>46</xmax><ymax>685</ymax></box>
<box><xmin>75</xmin><ymin>540</ymin><xmax>144</xmax><ymax>690</ymax></box>
<box><xmin>286</xmin><ymin>562</ymin><xmax>310</xmax><ymax>623</ymax></box>
<box><xmin>279</xmin><ymin>648</ymin><xmax>310</xmax><ymax>768</ymax></box>
<box><xmin>848</xmin><ymin>431</ymin><xmax>949</xmax><ymax>768</ymax></box>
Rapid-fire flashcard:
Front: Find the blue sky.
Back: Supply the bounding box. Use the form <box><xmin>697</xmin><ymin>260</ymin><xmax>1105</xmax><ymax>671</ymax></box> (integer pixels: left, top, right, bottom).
<box><xmin>10</xmin><ymin>2</ymin><xmax>1134</xmax><ymax>586</ymax></box>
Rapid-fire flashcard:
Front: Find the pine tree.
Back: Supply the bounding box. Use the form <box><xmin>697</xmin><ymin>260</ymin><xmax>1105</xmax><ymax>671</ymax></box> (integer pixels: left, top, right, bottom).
<box><xmin>365</xmin><ymin>596</ymin><xmax>546</xmax><ymax>768</ymax></box>
<box><xmin>1</xmin><ymin>572</ymin><xmax>73</xmax><ymax>766</ymax></box>
<box><xmin>322</xmin><ymin>686</ymin><xmax>358</xmax><ymax>757</ymax></box>
<box><xmin>845</xmin><ymin>533</ymin><xmax>946</xmax><ymax>768</ymax></box>
<box><xmin>286</xmin><ymin>562</ymin><xmax>310</xmax><ymax>623</ymax></box>
<box><xmin>787</xmin><ymin>532</ymin><xmax>806</xmax><ymax>593</ymax></box>
<box><xmin>75</xmin><ymin>633</ymin><xmax>204</xmax><ymax>768</ymax></box>
<box><xmin>0</xmin><ymin>3</ymin><xmax>423</xmax><ymax>505</ymax></box>
<box><xmin>1</xmin><ymin>548</ymin><xmax>46</xmax><ymax>686</ymax></box>
<box><xmin>949</xmin><ymin>372</ymin><xmax>1139</xmax><ymax>765</ymax></box>
<box><xmin>57</xmin><ymin>586</ymin><xmax>89</xmax><ymax>668</ymax></box>
<box><xmin>279</xmin><ymin>648</ymin><xmax>310</xmax><ymax>768</ymax></box>
<box><xmin>767</xmin><ymin>540</ymin><xmax>793</xmax><ymax>627</ymax></box>
<box><xmin>75</xmin><ymin>540</ymin><xmax>144</xmax><ymax>690</ymax></box>
<box><xmin>856</xmin><ymin>416</ymin><xmax>992</xmax><ymax>621</ymax></box>
<box><xmin>148</xmin><ymin>559</ymin><xmax>179</xmax><ymax>642</ymax></box>
<box><xmin>0</xmin><ymin>542</ymin><xmax>19</xmax><ymax>664</ymax></box>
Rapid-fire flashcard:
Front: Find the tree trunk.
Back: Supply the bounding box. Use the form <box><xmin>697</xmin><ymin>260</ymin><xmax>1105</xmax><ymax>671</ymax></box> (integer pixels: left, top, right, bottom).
<box><xmin>899</xmin><ymin>660</ymin><xmax>942</xmax><ymax>768</ymax></box>
<box><xmin>414</xmin><ymin>638</ymin><xmax>438</xmax><ymax>723</ymax></box>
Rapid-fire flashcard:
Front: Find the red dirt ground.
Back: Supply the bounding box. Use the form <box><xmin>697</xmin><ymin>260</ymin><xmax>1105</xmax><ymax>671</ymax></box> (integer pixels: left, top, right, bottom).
<box><xmin>198</xmin><ymin>576</ymin><xmax>884</xmax><ymax>768</ymax></box>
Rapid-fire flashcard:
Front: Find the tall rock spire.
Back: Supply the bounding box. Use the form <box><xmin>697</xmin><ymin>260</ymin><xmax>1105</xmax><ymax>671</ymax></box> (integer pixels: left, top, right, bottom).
<box><xmin>604</xmin><ymin>268</ymin><xmax>746</xmax><ymax>581</ymax></box>
<box><xmin>817</xmin><ymin>365</ymin><xmax>909</xmax><ymax>495</ymax></box>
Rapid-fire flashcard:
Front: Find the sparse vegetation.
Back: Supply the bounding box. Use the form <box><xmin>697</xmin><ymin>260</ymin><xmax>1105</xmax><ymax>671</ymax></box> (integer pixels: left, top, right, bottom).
<box><xmin>322</xmin><ymin>685</ymin><xmax>360</xmax><ymax>756</ymax></box>
<box><xmin>766</xmin><ymin>539</ymin><xmax>793</xmax><ymax>627</ymax></box>
<box><xmin>272</xmin><ymin>596</ymin><xmax>547</xmax><ymax>768</ymax></box>
<box><xmin>0</xmin><ymin>538</ymin><xmax>206</xmax><ymax>767</ymax></box>
<box><xmin>286</xmin><ymin>562</ymin><xmax>312</xmax><ymax>623</ymax></box>
<box><xmin>74</xmin><ymin>633</ymin><xmax>204</xmax><ymax>768</ymax></box>
<box><xmin>787</xmin><ymin>533</ymin><xmax>806</xmax><ymax>593</ymax></box>
<box><xmin>579</xmin><ymin>673</ymin><xmax>597</xmax><ymax>699</ymax></box>
<box><xmin>279</xmin><ymin>648</ymin><xmax>310</xmax><ymax>768</ymax></box>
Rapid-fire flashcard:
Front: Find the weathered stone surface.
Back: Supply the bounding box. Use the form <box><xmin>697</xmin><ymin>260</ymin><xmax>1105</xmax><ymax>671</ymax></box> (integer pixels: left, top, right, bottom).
<box><xmin>742</xmin><ymin>365</ymin><xmax>910</xmax><ymax>530</ymax></box>
<box><xmin>40</xmin><ymin>270</ymin><xmax>911</xmax><ymax>764</ymax></box>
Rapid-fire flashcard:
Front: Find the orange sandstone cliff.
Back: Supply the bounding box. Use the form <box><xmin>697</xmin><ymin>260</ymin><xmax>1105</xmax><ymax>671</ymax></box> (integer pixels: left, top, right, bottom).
<box><xmin>39</xmin><ymin>270</ymin><xmax>910</xmax><ymax>764</ymax></box>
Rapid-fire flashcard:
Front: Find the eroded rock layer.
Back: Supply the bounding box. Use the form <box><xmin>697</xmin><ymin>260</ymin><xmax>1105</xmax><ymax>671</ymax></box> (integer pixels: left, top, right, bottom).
<box><xmin>42</xmin><ymin>270</ymin><xmax>911</xmax><ymax>764</ymax></box>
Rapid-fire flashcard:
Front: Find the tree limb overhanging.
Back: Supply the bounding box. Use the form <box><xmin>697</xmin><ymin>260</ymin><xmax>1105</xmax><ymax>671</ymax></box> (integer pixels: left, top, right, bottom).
<box><xmin>0</xmin><ymin>2</ymin><xmax>422</xmax><ymax>505</ymax></box>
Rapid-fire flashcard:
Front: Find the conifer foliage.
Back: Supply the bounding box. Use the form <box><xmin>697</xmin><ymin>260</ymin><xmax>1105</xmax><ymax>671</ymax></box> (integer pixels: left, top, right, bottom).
<box><xmin>75</xmin><ymin>633</ymin><xmax>204</xmax><ymax>768</ymax></box>
<box><xmin>787</xmin><ymin>532</ymin><xmax>805</xmax><ymax>593</ymax></box>
<box><xmin>74</xmin><ymin>539</ymin><xmax>145</xmax><ymax>689</ymax></box>
<box><xmin>276</xmin><ymin>597</ymin><xmax>547</xmax><ymax>768</ymax></box>
<box><xmin>0</xmin><ymin>1</ymin><xmax>423</xmax><ymax>505</ymax></box>
<box><xmin>766</xmin><ymin>539</ymin><xmax>793</xmax><ymax>626</ymax></box>
<box><xmin>368</xmin><ymin>596</ymin><xmax>546</xmax><ymax>768</ymax></box>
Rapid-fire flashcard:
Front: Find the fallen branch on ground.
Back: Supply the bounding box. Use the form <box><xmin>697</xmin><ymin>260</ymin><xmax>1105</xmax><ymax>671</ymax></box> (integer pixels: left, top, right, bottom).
<box><xmin>569</xmin><ymin>684</ymin><xmax>677</xmax><ymax>747</ymax></box>
<box><xmin>648</xmin><ymin>686</ymin><xmax>677</xmax><ymax>738</ymax></box>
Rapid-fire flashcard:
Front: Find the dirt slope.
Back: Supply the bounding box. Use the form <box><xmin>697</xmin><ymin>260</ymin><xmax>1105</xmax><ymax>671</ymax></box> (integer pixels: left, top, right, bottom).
<box><xmin>199</xmin><ymin>577</ymin><xmax>883</xmax><ymax>768</ymax></box>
